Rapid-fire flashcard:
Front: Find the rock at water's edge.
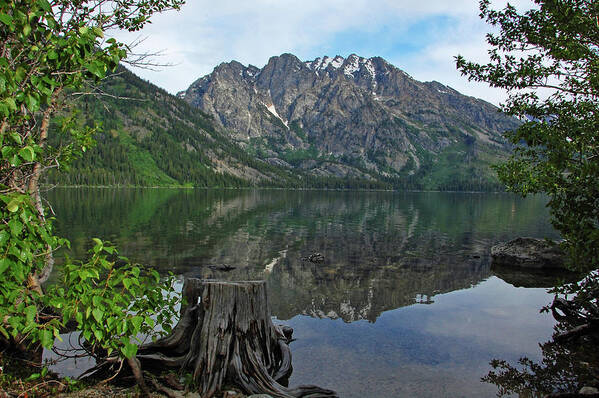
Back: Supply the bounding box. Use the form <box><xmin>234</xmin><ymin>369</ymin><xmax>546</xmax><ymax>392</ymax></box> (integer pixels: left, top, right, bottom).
<box><xmin>491</xmin><ymin>237</ymin><xmax>566</xmax><ymax>269</ymax></box>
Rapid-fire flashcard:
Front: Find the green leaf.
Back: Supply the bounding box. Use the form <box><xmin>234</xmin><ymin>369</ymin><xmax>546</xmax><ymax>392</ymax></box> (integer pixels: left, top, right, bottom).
<box><xmin>18</xmin><ymin>146</ymin><xmax>35</xmax><ymax>162</ymax></box>
<box><xmin>49</xmin><ymin>297</ymin><xmax>63</xmax><ymax>309</ymax></box>
<box><xmin>36</xmin><ymin>0</ymin><xmax>52</xmax><ymax>12</ymax></box>
<box><xmin>92</xmin><ymin>295</ymin><xmax>102</xmax><ymax>307</ymax></box>
<box><xmin>0</xmin><ymin>230</ymin><xmax>8</xmax><ymax>245</ymax></box>
<box><xmin>92</xmin><ymin>26</ymin><xmax>104</xmax><ymax>38</ymax></box>
<box><xmin>26</xmin><ymin>373</ymin><xmax>41</xmax><ymax>381</ymax></box>
<box><xmin>23</xmin><ymin>23</ymin><xmax>31</xmax><ymax>37</ymax></box>
<box><xmin>92</xmin><ymin>308</ymin><xmax>104</xmax><ymax>323</ymax></box>
<box><xmin>10</xmin><ymin>153</ymin><xmax>21</xmax><ymax>166</ymax></box>
<box><xmin>7</xmin><ymin>199</ymin><xmax>19</xmax><ymax>212</ymax></box>
<box><xmin>53</xmin><ymin>327</ymin><xmax>63</xmax><ymax>342</ymax></box>
<box><xmin>0</xmin><ymin>325</ymin><xmax>9</xmax><ymax>339</ymax></box>
<box><xmin>121</xmin><ymin>342</ymin><xmax>138</xmax><ymax>359</ymax></box>
<box><xmin>24</xmin><ymin>94</ymin><xmax>38</xmax><ymax>111</ymax></box>
<box><xmin>8</xmin><ymin>245</ymin><xmax>23</xmax><ymax>261</ymax></box>
<box><xmin>40</xmin><ymin>329</ymin><xmax>53</xmax><ymax>348</ymax></box>
<box><xmin>4</xmin><ymin>98</ymin><xmax>17</xmax><ymax>111</ymax></box>
<box><xmin>9</xmin><ymin>132</ymin><xmax>22</xmax><ymax>145</ymax></box>
<box><xmin>144</xmin><ymin>316</ymin><xmax>154</xmax><ymax>328</ymax></box>
<box><xmin>0</xmin><ymin>258</ymin><xmax>10</xmax><ymax>275</ymax></box>
<box><xmin>130</xmin><ymin>315</ymin><xmax>143</xmax><ymax>332</ymax></box>
<box><xmin>8</xmin><ymin>218</ymin><xmax>23</xmax><ymax>236</ymax></box>
<box><xmin>24</xmin><ymin>305</ymin><xmax>36</xmax><ymax>324</ymax></box>
<box><xmin>15</xmin><ymin>67</ymin><xmax>26</xmax><ymax>82</ymax></box>
<box><xmin>0</xmin><ymin>13</ymin><xmax>13</xmax><ymax>26</ymax></box>
<box><xmin>8</xmin><ymin>316</ymin><xmax>21</xmax><ymax>334</ymax></box>
<box><xmin>118</xmin><ymin>320</ymin><xmax>127</xmax><ymax>334</ymax></box>
<box><xmin>2</xmin><ymin>146</ymin><xmax>14</xmax><ymax>158</ymax></box>
<box><xmin>106</xmin><ymin>317</ymin><xmax>116</xmax><ymax>330</ymax></box>
<box><xmin>92</xmin><ymin>327</ymin><xmax>104</xmax><ymax>341</ymax></box>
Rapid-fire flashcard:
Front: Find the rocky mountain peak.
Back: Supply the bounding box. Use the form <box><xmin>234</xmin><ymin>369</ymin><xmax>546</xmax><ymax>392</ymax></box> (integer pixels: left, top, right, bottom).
<box><xmin>306</xmin><ymin>55</ymin><xmax>345</xmax><ymax>72</ymax></box>
<box><xmin>179</xmin><ymin>53</ymin><xmax>519</xmax><ymax>189</ymax></box>
<box><xmin>305</xmin><ymin>54</ymin><xmax>385</xmax><ymax>81</ymax></box>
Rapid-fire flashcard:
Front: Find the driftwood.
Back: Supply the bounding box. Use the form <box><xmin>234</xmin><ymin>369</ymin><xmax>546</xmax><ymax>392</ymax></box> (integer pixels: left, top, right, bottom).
<box><xmin>137</xmin><ymin>279</ymin><xmax>337</xmax><ymax>398</ymax></box>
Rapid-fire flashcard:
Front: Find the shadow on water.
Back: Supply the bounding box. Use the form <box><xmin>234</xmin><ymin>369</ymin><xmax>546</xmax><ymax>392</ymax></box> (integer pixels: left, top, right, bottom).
<box><xmin>45</xmin><ymin>188</ymin><xmax>560</xmax><ymax>397</ymax></box>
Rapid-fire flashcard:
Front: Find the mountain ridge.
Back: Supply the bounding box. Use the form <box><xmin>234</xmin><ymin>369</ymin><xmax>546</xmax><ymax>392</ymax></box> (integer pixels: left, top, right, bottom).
<box><xmin>179</xmin><ymin>53</ymin><xmax>519</xmax><ymax>190</ymax></box>
<box><xmin>49</xmin><ymin>54</ymin><xmax>518</xmax><ymax>191</ymax></box>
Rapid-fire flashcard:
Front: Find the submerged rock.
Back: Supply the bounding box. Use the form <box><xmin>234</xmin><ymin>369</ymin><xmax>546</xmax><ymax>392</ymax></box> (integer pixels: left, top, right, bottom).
<box><xmin>491</xmin><ymin>237</ymin><xmax>566</xmax><ymax>269</ymax></box>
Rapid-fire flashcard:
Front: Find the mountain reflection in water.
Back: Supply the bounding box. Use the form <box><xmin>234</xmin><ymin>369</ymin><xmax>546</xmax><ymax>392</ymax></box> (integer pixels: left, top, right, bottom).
<box><xmin>47</xmin><ymin>189</ymin><xmax>559</xmax><ymax>397</ymax></box>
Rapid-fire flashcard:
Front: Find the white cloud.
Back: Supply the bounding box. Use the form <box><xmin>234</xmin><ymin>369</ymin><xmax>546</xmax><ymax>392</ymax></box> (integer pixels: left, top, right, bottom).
<box><xmin>111</xmin><ymin>0</ymin><xmax>536</xmax><ymax>104</ymax></box>
<box><xmin>392</xmin><ymin>10</ymin><xmax>508</xmax><ymax>104</ymax></box>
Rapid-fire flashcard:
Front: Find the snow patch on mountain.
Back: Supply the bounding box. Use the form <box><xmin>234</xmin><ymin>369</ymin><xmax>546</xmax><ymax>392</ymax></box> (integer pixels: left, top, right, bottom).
<box><xmin>319</xmin><ymin>56</ymin><xmax>332</xmax><ymax>70</ymax></box>
<box><xmin>331</xmin><ymin>55</ymin><xmax>344</xmax><ymax>69</ymax></box>
<box><xmin>307</xmin><ymin>55</ymin><xmax>379</xmax><ymax>85</ymax></box>
<box><xmin>344</xmin><ymin>55</ymin><xmax>360</xmax><ymax>76</ymax></box>
<box><xmin>364</xmin><ymin>59</ymin><xmax>376</xmax><ymax>80</ymax></box>
<box><xmin>263</xmin><ymin>102</ymin><xmax>289</xmax><ymax>129</ymax></box>
<box><xmin>309</xmin><ymin>55</ymin><xmax>346</xmax><ymax>72</ymax></box>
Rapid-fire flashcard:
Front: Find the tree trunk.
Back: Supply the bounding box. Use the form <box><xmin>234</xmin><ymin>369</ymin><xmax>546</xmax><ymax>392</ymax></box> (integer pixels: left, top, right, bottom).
<box><xmin>28</xmin><ymin>88</ymin><xmax>61</xmax><ymax>286</ymax></box>
<box><xmin>138</xmin><ymin>279</ymin><xmax>337</xmax><ymax>398</ymax></box>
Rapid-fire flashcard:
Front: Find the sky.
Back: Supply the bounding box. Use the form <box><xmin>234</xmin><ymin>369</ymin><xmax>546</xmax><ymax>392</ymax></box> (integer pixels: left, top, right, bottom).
<box><xmin>111</xmin><ymin>0</ymin><xmax>534</xmax><ymax>106</ymax></box>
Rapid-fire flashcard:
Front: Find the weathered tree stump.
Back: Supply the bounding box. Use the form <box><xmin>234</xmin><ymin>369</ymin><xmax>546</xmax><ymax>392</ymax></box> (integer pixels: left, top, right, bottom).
<box><xmin>138</xmin><ymin>279</ymin><xmax>337</xmax><ymax>398</ymax></box>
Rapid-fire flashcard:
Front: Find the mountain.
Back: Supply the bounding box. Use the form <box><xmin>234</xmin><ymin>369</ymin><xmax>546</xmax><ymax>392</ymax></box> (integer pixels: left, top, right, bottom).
<box><xmin>46</xmin><ymin>67</ymin><xmax>308</xmax><ymax>188</ymax></box>
<box><xmin>179</xmin><ymin>53</ymin><xmax>519</xmax><ymax>190</ymax></box>
<box><xmin>49</xmin><ymin>55</ymin><xmax>518</xmax><ymax>190</ymax></box>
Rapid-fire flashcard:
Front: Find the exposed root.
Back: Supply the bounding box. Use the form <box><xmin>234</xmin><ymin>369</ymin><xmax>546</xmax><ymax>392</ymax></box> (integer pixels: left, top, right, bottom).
<box><xmin>138</xmin><ymin>279</ymin><xmax>337</xmax><ymax>398</ymax></box>
<box><xmin>126</xmin><ymin>356</ymin><xmax>150</xmax><ymax>398</ymax></box>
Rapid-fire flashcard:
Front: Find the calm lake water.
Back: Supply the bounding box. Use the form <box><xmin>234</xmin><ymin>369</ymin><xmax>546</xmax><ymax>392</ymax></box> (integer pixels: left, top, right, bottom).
<box><xmin>46</xmin><ymin>188</ymin><xmax>562</xmax><ymax>397</ymax></box>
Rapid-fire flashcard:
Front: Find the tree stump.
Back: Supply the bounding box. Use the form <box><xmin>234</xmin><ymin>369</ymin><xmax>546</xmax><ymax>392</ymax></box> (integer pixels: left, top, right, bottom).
<box><xmin>138</xmin><ymin>279</ymin><xmax>337</xmax><ymax>398</ymax></box>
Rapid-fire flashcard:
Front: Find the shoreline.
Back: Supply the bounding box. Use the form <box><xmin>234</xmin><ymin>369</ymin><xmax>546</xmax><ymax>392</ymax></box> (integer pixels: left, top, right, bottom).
<box><xmin>42</xmin><ymin>184</ymin><xmax>511</xmax><ymax>194</ymax></box>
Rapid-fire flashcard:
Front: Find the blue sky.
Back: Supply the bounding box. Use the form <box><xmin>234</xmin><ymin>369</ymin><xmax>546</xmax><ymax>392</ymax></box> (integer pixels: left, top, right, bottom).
<box><xmin>113</xmin><ymin>0</ymin><xmax>533</xmax><ymax>105</ymax></box>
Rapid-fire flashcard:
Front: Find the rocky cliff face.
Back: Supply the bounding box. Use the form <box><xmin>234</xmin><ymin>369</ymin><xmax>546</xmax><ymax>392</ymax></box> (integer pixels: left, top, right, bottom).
<box><xmin>179</xmin><ymin>53</ymin><xmax>519</xmax><ymax>187</ymax></box>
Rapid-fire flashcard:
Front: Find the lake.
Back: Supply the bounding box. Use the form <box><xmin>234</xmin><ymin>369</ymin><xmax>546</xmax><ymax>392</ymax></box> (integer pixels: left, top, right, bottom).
<box><xmin>45</xmin><ymin>188</ymin><xmax>561</xmax><ymax>397</ymax></box>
